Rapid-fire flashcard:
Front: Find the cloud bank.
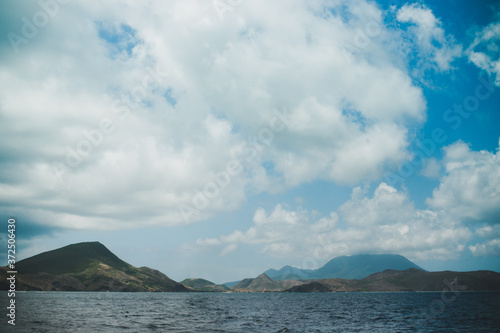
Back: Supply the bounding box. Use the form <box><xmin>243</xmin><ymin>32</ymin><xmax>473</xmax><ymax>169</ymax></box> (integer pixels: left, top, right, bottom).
<box><xmin>1</xmin><ymin>0</ymin><xmax>429</xmax><ymax>229</ymax></box>
<box><xmin>197</xmin><ymin>140</ymin><xmax>500</xmax><ymax>262</ymax></box>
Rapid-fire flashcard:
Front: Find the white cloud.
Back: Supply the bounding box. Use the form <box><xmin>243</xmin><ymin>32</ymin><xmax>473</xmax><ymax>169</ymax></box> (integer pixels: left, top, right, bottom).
<box><xmin>196</xmin><ymin>183</ymin><xmax>472</xmax><ymax>265</ymax></box>
<box><xmin>220</xmin><ymin>243</ymin><xmax>238</xmax><ymax>256</ymax></box>
<box><xmin>469</xmin><ymin>240</ymin><xmax>500</xmax><ymax>257</ymax></box>
<box><xmin>426</xmin><ymin>140</ymin><xmax>500</xmax><ymax>225</ymax></box>
<box><xmin>421</xmin><ymin>157</ymin><xmax>441</xmax><ymax>178</ymax></box>
<box><xmin>339</xmin><ymin>182</ymin><xmax>412</xmax><ymax>227</ymax></box>
<box><xmin>475</xmin><ymin>225</ymin><xmax>500</xmax><ymax>239</ymax></box>
<box><xmin>467</xmin><ymin>21</ymin><xmax>500</xmax><ymax>86</ymax></box>
<box><xmin>469</xmin><ymin>224</ymin><xmax>500</xmax><ymax>257</ymax></box>
<box><xmin>396</xmin><ymin>3</ymin><xmax>462</xmax><ymax>72</ymax></box>
<box><xmin>0</xmin><ymin>0</ymin><xmax>429</xmax><ymax>230</ymax></box>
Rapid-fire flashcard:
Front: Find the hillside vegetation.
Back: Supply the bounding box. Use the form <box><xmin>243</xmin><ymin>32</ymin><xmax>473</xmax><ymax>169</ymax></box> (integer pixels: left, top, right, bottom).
<box><xmin>0</xmin><ymin>242</ymin><xmax>188</xmax><ymax>292</ymax></box>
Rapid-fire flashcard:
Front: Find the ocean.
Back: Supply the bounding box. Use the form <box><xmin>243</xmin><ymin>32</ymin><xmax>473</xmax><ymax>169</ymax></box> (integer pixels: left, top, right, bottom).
<box><xmin>1</xmin><ymin>291</ymin><xmax>499</xmax><ymax>332</ymax></box>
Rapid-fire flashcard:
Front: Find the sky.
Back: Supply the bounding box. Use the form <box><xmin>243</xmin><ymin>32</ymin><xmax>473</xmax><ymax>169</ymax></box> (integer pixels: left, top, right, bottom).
<box><xmin>0</xmin><ymin>0</ymin><xmax>499</xmax><ymax>284</ymax></box>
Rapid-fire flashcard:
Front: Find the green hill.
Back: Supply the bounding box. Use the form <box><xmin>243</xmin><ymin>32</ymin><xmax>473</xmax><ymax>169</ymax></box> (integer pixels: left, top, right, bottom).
<box><xmin>0</xmin><ymin>242</ymin><xmax>188</xmax><ymax>292</ymax></box>
<box><xmin>231</xmin><ymin>273</ymin><xmax>304</xmax><ymax>292</ymax></box>
<box><xmin>17</xmin><ymin>242</ymin><xmax>132</xmax><ymax>275</ymax></box>
<box><xmin>180</xmin><ymin>278</ymin><xmax>230</xmax><ymax>292</ymax></box>
<box><xmin>232</xmin><ymin>273</ymin><xmax>284</xmax><ymax>291</ymax></box>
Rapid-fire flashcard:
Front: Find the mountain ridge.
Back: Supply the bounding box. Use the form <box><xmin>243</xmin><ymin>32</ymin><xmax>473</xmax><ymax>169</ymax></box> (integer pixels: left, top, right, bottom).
<box><xmin>4</xmin><ymin>243</ymin><xmax>499</xmax><ymax>293</ymax></box>
<box><xmin>264</xmin><ymin>254</ymin><xmax>425</xmax><ymax>281</ymax></box>
<box><xmin>0</xmin><ymin>241</ymin><xmax>188</xmax><ymax>292</ymax></box>
<box><xmin>229</xmin><ymin>268</ymin><xmax>500</xmax><ymax>293</ymax></box>
<box><xmin>285</xmin><ymin>268</ymin><xmax>500</xmax><ymax>293</ymax></box>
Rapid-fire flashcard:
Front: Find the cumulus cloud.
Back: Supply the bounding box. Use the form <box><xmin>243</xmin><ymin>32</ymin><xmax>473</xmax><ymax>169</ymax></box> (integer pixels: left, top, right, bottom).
<box><xmin>396</xmin><ymin>3</ymin><xmax>462</xmax><ymax>72</ymax></box>
<box><xmin>0</xmin><ymin>0</ymin><xmax>432</xmax><ymax>230</ymax></box>
<box><xmin>420</xmin><ymin>157</ymin><xmax>442</xmax><ymax>178</ymax></box>
<box><xmin>469</xmin><ymin>240</ymin><xmax>500</xmax><ymax>257</ymax></box>
<box><xmin>196</xmin><ymin>136</ymin><xmax>500</xmax><ymax>264</ymax></box>
<box><xmin>469</xmin><ymin>225</ymin><xmax>500</xmax><ymax>257</ymax></box>
<box><xmin>196</xmin><ymin>183</ymin><xmax>472</xmax><ymax>265</ymax></box>
<box><xmin>422</xmin><ymin>140</ymin><xmax>500</xmax><ymax>257</ymax></box>
<box><xmin>426</xmin><ymin>140</ymin><xmax>500</xmax><ymax>225</ymax></box>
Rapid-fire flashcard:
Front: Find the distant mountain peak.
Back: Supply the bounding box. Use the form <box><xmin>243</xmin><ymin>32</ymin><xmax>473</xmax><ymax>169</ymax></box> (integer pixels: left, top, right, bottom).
<box><xmin>16</xmin><ymin>241</ymin><xmax>130</xmax><ymax>275</ymax></box>
<box><xmin>265</xmin><ymin>253</ymin><xmax>424</xmax><ymax>281</ymax></box>
<box><xmin>232</xmin><ymin>272</ymin><xmax>288</xmax><ymax>292</ymax></box>
<box><xmin>256</xmin><ymin>273</ymin><xmax>272</xmax><ymax>280</ymax></box>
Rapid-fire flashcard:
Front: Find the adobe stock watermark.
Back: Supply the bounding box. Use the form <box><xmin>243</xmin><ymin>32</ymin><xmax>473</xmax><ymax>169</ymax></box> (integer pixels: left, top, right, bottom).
<box><xmin>51</xmin><ymin>65</ymin><xmax>170</xmax><ymax>183</ymax></box>
<box><xmin>6</xmin><ymin>218</ymin><xmax>17</xmax><ymax>326</ymax></box>
<box><xmin>213</xmin><ymin>0</ymin><xmax>243</xmax><ymax>21</ymax></box>
<box><xmin>178</xmin><ymin>107</ymin><xmax>292</xmax><ymax>223</ymax></box>
<box><xmin>385</xmin><ymin>72</ymin><xmax>497</xmax><ymax>187</ymax></box>
<box><xmin>7</xmin><ymin>0</ymin><xmax>70</xmax><ymax>54</ymax></box>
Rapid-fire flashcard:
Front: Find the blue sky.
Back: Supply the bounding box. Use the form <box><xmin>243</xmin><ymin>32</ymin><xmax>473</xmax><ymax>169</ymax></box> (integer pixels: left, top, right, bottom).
<box><xmin>1</xmin><ymin>0</ymin><xmax>499</xmax><ymax>283</ymax></box>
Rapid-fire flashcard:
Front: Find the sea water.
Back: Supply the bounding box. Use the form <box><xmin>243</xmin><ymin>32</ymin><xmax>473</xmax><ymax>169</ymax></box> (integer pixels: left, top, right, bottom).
<box><xmin>1</xmin><ymin>291</ymin><xmax>499</xmax><ymax>332</ymax></box>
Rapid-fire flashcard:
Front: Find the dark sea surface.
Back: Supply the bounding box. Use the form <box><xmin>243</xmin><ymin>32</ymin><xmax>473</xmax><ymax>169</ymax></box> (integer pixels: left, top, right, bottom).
<box><xmin>1</xmin><ymin>291</ymin><xmax>499</xmax><ymax>332</ymax></box>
